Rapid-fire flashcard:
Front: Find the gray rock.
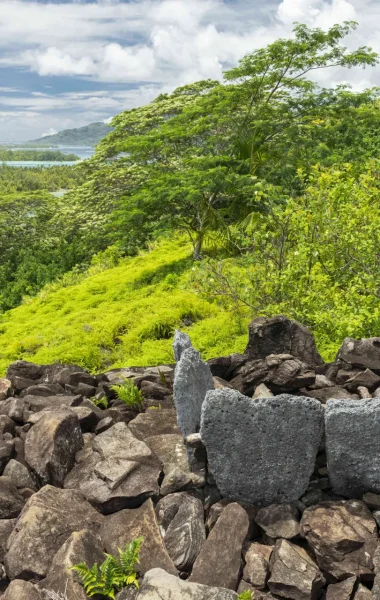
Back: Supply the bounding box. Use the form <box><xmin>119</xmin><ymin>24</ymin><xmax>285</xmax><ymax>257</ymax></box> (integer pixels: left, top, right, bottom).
<box><xmin>354</xmin><ymin>584</ymin><xmax>373</xmax><ymax>599</ymax></box>
<box><xmin>173</xmin><ymin>329</ymin><xmax>192</xmax><ymax>362</ymax></box>
<box><xmin>243</xmin><ymin>543</ymin><xmax>272</xmax><ymax>589</ymax></box>
<box><xmin>345</xmin><ymin>369</ymin><xmax>380</xmax><ymax>392</ymax></box>
<box><xmin>372</xmin><ymin>543</ymin><xmax>380</xmax><ymax>599</ymax></box>
<box><xmin>337</xmin><ymin>337</ymin><xmax>380</xmax><ymax>370</ymax></box>
<box><xmin>5</xmin><ymin>485</ymin><xmax>103</xmax><ymax>580</ymax></box>
<box><xmin>137</xmin><ymin>568</ymin><xmax>237</xmax><ymax>600</ymax></box>
<box><xmin>0</xmin><ymin>416</ymin><xmax>15</xmax><ymax>436</ymax></box>
<box><xmin>0</xmin><ymin>519</ymin><xmax>17</xmax><ymax>562</ymax></box>
<box><xmin>38</xmin><ymin>529</ymin><xmax>105</xmax><ymax>600</ymax></box>
<box><xmin>100</xmin><ymin>499</ymin><xmax>177</xmax><ymax>576</ymax></box>
<box><xmin>326</xmin><ymin>399</ymin><xmax>380</xmax><ymax>497</ymax></box>
<box><xmin>173</xmin><ymin>347</ymin><xmax>214</xmax><ymax>439</ymax></box>
<box><xmin>128</xmin><ymin>409</ymin><xmax>179</xmax><ymax>439</ymax></box>
<box><xmin>189</xmin><ymin>502</ymin><xmax>249</xmax><ymax>590</ymax></box>
<box><xmin>326</xmin><ymin>577</ymin><xmax>356</xmax><ymax>600</ymax></box>
<box><xmin>245</xmin><ymin>316</ymin><xmax>323</xmax><ymax>365</ymax></box>
<box><xmin>64</xmin><ymin>422</ymin><xmax>161</xmax><ymax>513</ymax></box>
<box><xmin>253</xmin><ymin>383</ymin><xmax>274</xmax><ymax>399</ymax></box>
<box><xmin>0</xmin><ymin>378</ymin><xmax>12</xmax><ymax>402</ymax></box>
<box><xmin>25</xmin><ymin>409</ymin><xmax>83</xmax><ymax>486</ymax></box>
<box><xmin>200</xmin><ymin>390</ymin><xmax>323</xmax><ymax>505</ymax></box>
<box><xmin>3</xmin><ymin>580</ymin><xmax>42</xmax><ymax>599</ymax></box>
<box><xmin>255</xmin><ymin>503</ymin><xmax>300</xmax><ymax>540</ymax></box>
<box><xmin>156</xmin><ymin>492</ymin><xmax>205</xmax><ymax>571</ymax></box>
<box><xmin>303</xmin><ymin>385</ymin><xmax>359</xmax><ymax>403</ymax></box>
<box><xmin>268</xmin><ymin>539</ymin><xmax>325</xmax><ymax>600</ymax></box>
<box><xmin>0</xmin><ymin>477</ymin><xmax>25</xmax><ymax>519</ymax></box>
<box><xmin>2</xmin><ymin>459</ymin><xmax>36</xmax><ymax>489</ymax></box>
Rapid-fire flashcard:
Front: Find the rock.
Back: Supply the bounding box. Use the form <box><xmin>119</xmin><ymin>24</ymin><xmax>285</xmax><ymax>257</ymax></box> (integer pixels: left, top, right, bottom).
<box><xmin>303</xmin><ymin>385</ymin><xmax>359</xmax><ymax>403</ymax></box>
<box><xmin>116</xmin><ymin>588</ymin><xmax>139</xmax><ymax>600</ymax></box>
<box><xmin>25</xmin><ymin>409</ymin><xmax>83</xmax><ymax>486</ymax></box>
<box><xmin>253</xmin><ymin>383</ymin><xmax>274</xmax><ymax>399</ymax></box>
<box><xmin>189</xmin><ymin>502</ymin><xmax>249</xmax><ymax>590</ymax></box>
<box><xmin>310</xmin><ymin>374</ymin><xmax>335</xmax><ymax>389</ymax></box>
<box><xmin>0</xmin><ymin>477</ymin><xmax>25</xmax><ymax>518</ymax></box>
<box><xmin>207</xmin><ymin>354</ymin><xmax>248</xmax><ymax>380</ymax></box>
<box><xmin>0</xmin><ymin>439</ymin><xmax>14</xmax><ymax>472</ymax></box>
<box><xmin>145</xmin><ymin>434</ymin><xmax>204</xmax><ymax>494</ymax></box>
<box><xmin>200</xmin><ymin>390</ymin><xmax>323</xmax><ymax>505</ymax></box>
<box><xmin>243</xmin><ymin>543</ymin><xmax>272</xmax><ymax>589</ymax></box>
<box><xmin>358</xmin><ymin>386</ymin><xmax>372</xmax><ymax>399</ymax></box>
<box><xmin>326</xmin><ymin>399</ymin><xmax>380</xmax><ymax>497</ymax></box>
<box><xmin>345</xmin><ymin>369</ymin><xmax>380</xmax><ymax>392</ymax></box>
<box><xmin>371</xmin><ymin>544</ymin><xmax>380</xmax><ymax>599</ymax></box>
<box><xmin>138</xmin><ymin>568</ymin><xmax>237</xmax><ymax>600</ymax></box>
<box><xmin>0</xmin><ymin>398</ymin><xmax>25</xmax><ymax>423</ymax></box>
<box><xmin>268</xmin><ymin>539</ymin><xmax>325</xmax><ymax>600</ymax></box>
<box><xmin>173</xmin><ymin>347</ymin><xmax>214</xmax><ymax>440</ymax></box>
<box><xmin>0</xmin><ymin>379</ymin><xmax>12</xmax><ymax>402</ymax></box>
<box><xmin>363</xmin><ymin>492</ymin><xmax>380</xmax><ymax>510</ymax></box>
<box><xmin>301</xmin><ymin>500</ymin><xmax>377</xmax><ymax>580</ymax></box>
<box><xmin>3</xmin><ymin>580</ymin><xmax>42</xmax><ymax>599</ymax></box>
<box><xmin>232</xmin><ymin>354</ymin><xmax>316</xmax><ymax>396</ymax></box>
<box><xmin>95</xmin><ymin>416</ymin><xmax>114</xmax><ymax>433</ymax></box>
<box><xmin>20</xmin><ymin>383</ymin><xmax>65</xmax><ymax>397</ymax></box>
<box><xmin>68</xmin><ymin>405</ymin><xmax>98</xmax><ymax>432</ymax></box>
<box><xmin>64</xmin><ymin>422</ymin><xmax>161</xmax><ymax>514</ymax></box>
<box><xmin>0</xmin><ymin>519</ymin><xmax>17</xmax><ymax>562</ymax></box>
<box><xmin>140</xmin><ymin>380</ymin><xmax>170</xmax><ymax>400</ymax></box>
<box><xmin>245</xmin><ymin>316</ymin><xmax>323</xmax><ymax>365</ymax></box>
<box><xmin>3</xmin><ymin>459</ymin><xmax>35</xmax><ymax>489</ymax></box>
<box><xmin>173</xmin><ymin>329</ymin><xmax>192</xmax><ymax>362</ymax></box>
<box><xmin>100</xmin><ymin>498</ymin><xmax>176</xmax><ymax>576</ymax></box>
<box><xmin>156</xmin><ymin>492</ymin><xmax>205</xmax><ymax>571</ymax></box>
<box><xmin>0</xmin><ymin>416</ymin><xmax>15</xmax><ymax>437</ymax></box>
<box><xmin>4</xmin><ymin>485</ymin><xmax>103</xmax><ymax>580</ymax></box>
<box><xmin>24</xmin><ymin>394</ymin><xmax>83</xmax><ymax>413</ymax></box>
<box><xmin>6</xmin><ymin>360</ymin><xmax>43</xmax><ymax>383</ymax></box>
<box><xmin>354</xmin><ymin>584</ymin><xmax>373</xmax><ymax>599</ymax></box>
<box><xmin>255</xmin><ymin>504</ymin><xmax>300</xmax><ymax>540</ymax></box>
<box><xmin>38</xmin><ymin>529</ymin><xmax>105</xmax><ymax>600</ymax></box>
<box><xmin>326</xmin><ymin>577</ymin><xmax>356</xmax><ymax>600</ymax></box>
<box><xmin>212</xmin><ymin>376</ymin><xmax>234</xmax><ymax>389</ymax></box>
<box><xmin>337</xmin><ymin>337</ymin><xmax>380</xmax><ymax>370</ymax></box>
<box><xmin>129</xmin><ymin>409</ymin><xmax>179</xmax><ymax>439</ymax></box>
<box><xmin>72</xmin><ymin>382</ymin><xmax>96</xmax><ymax>398</ymax></box>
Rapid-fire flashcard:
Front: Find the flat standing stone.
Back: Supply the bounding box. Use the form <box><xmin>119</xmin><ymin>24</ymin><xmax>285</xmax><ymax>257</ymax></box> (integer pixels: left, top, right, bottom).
<box><xmin>200</xmin><ymin>390</ymin><xmax>323</xmax><ymax>505</ymax></box>
<box><xmin>326</xmin><ymin>399</ymin><xmax>380</xmax><ymax>497</ymax></box>
<box><xmin>173</xmin><ymin>347</ymin><xmax>214</xmax><ymax>439</ymax></box>
<box><xmin>172</xmin><ymin>329</ymin><xmax>192</xmax><ymax>362</ymax></box>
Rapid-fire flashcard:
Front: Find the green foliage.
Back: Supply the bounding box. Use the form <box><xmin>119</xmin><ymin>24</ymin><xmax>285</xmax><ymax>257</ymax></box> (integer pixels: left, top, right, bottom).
<box><xmin>111</xmin><ymin>379</ymin><xmax>144</xmax><ymax>411</ymax></box>
<box><xmin>0</xmin><ymin>149</ymin><xmax>79</xmax><ymax>161</ymax></box>
<box><xmin>238</xmin><ymin>591</ymin><xmax>254</xmax><ymax>600</ymax></box>
<box><xmin>0</xmin><ymin>165</ymin><xmax>83</xmax><ymax>193</ymax></box>
<box><xmin>91</xmin><ymin>396</ymin><xmax>108</xmax><ymax>409</ymax></box>
<box><xmin>71</xmin><ymin>538</ymin><xmax>142</xmax><ymax>599</ymax></box>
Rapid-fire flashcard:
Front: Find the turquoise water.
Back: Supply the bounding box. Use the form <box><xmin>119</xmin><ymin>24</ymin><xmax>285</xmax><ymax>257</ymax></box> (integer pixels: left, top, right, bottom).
<box><xmin>0</xmin><ymin>145</ymin><xmax>95</xmax><ymax>167</ymax></box>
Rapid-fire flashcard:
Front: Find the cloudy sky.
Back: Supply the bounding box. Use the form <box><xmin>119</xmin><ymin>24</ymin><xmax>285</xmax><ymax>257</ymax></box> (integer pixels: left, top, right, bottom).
<box><xmin>0</xmin><ymin>0</ymin><xmax>379</xmax><ymax>141</ymax></box>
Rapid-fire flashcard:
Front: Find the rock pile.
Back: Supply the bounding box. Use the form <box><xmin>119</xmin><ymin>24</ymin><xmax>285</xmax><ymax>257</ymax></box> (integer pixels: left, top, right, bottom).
<box><xmin>1</xmin><ymin>316</ymin><xmax>380</xmax><ymax>598</ymax></box>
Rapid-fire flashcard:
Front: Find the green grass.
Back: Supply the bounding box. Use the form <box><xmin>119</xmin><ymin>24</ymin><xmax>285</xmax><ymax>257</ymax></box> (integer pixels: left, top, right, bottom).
<box><xmin>0</xmin><ymin>238</ymin><xmax>249</xmax><ymax>374</ymax></box>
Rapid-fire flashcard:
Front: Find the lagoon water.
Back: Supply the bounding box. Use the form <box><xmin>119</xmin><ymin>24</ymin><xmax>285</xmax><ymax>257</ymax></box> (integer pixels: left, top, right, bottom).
<box><xmin>0</xmin><ymin>145</ymin><xmax>95</xmax><ymax>167</ymax></box>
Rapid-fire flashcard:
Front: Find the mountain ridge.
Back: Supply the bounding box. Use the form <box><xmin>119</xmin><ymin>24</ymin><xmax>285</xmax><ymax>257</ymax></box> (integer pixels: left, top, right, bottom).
<box><xmin>29</xmin><ymin>121</ymin><xmax>112</xmax><ymax>146</ymax></box>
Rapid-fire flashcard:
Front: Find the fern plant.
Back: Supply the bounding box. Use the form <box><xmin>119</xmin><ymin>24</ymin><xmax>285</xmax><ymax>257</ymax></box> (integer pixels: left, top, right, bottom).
<box><xmin>90</xmin><ymin>396</ymin><xmax>108</xmax><ymax>409</ymax></box>
<box><xmin>238</xmin><ymin>591</ymin><xmax>254</xmax><ymax>600</ymax></box>
<box><xmin>71</xmin><ymin>537</ymin><xmax>143</xmax><ymax>599</ymax></box>
<box><xmin>111</xmin><ymin>379</ymin><xmax>144</xmax><ymax>411</ymax></box>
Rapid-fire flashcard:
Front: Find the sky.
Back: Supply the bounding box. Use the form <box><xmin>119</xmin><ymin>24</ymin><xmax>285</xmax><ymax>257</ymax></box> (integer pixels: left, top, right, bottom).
<box><xmin>0</xmin><ymin>0</ymin><xmax>379</xmax><ymax>141</ymax></box>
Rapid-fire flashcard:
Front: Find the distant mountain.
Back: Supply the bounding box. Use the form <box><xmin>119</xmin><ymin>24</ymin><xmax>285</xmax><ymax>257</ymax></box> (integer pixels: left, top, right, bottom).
<box><xmin>29</xmin><ymin>121</ymin><xmax>113</xmax><ymax>147</ymax></box>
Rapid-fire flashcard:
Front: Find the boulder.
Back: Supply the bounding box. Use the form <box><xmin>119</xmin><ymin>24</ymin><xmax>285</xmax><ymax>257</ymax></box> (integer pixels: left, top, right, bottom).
<box><xmin>303</xmin><ymin>385</ymin><xmax>359</xmax><ymax>403</ymax></box>
<box><xmin>25</xmin><ymin>409</ymin><xmax>83</xmax><ymax>486</ymax></box>
<box><xmin>140</xmin><ymin>380</ymin><xmax>170</xmax><ymax>400</ymax></box>
<box><xmin>6</xmin><ymin>360</ymin><xmax>43</xmax><ymax>383</ymax></box>
<box><xmin>354</xmin><ymin>584</ymin><xmax>373</xmax><ymax>599</ymax></box>
<box><xmin>245</xmin><ymin>316</ymin><xmax>323</xmax><ymax>365</ymax></box>
<box><xmin>3</xmin><ymin>459</ymin><xmax>36</xmax><ymax>489</ymax></box>
<box><xmin>189</xmin><ymin>502</ymin><xmax>249</xmax><ymax>590</ymax></box>
<box><xmin>337</xmin><ymin>337</ymin><xmax>380</xmax><ymax>370</ymax></box>
<box><xmin>128</xmin><ymin>409</ymin><xmax>179</xmax><ymax>439</ymax></box>
<box><xmin>24</xmin><ymin>394</ymin><xmax>83</xmax><ymax>413</ymax></box>
<box><xmin>100</xmin><ymin>499</ymin><xmax>176</xmax><ymax>576</ymax></box>
<box><xmin>207</xmin><ymin>354</ymin><xmax>248</xmax><ymax>380</ymax></box>
<box><xmin>301</xmin><ymin>500</ymin><xmax>378</xmax><ymax>580</ymax></box>
<box><xmin>38</xmin><ymin>529</ymin><xmax>105</xmax><ymax>600</ymax></box>
<box><xmin>243</xmin><ymin>543</ymin><xmax>272</xmax><ymax>589</ymax></box>
<box><xmin>138</xmin><ymin>568</ymin><xmax>237</xmax><ymax>600</ymax></box>
<box><xmin>173</xmin><ymin>329</ymin><xmax>192</xmax><ymax>362</ymax></box>
<box><xmin>3</xmin><ymin>580</ymin><xmax>42</xmax><ymax>599</ymax></box>
<box><xmin>4</xmin><ymin>485</ymin><xmax>103</xmax><ymax>580</ymax></box>
<box><xmin>231</xmin><ymin>354</ymin><xmax>316</xmax><ymax>396</ymax></box>
<box><xmin>0</xmin><ymin>477</ymin><xmax>25</xmax><ymax>518</ymax></box>
<box><xmin>156</xmin><ymin>492</ymin><xmax>205</xmax><ymax>571</ymax></box>
<box><xmin>372</xmin><ymin>543</ymin><xmax>380</xmax><ymax>599</ymax></box>
<box><xmin>255</xmin><ymin>504</ymin><xmax>300</xmax><ymax>540</ymax></box>
<box><xmin>200</xmin><ymin>390</ymin><xmax>323</xmax><ymax>505</ymax></box>
<box><xmin>20</xmin><ymin>383</ymin><xmax>65</xmax><ymax>397</ymax></box>
<box><xmin>253</xmin><ymin>383</ymin><xmax>274</xmax><ymax>399</ymax></box>
<box><xmin>363</xmin><ymin>493</ymin><xmax>380</xmax><ymax>511</ymax></box>
<box><xmin>0</xmin><ymin>439</ymin><xmax>15</xmax><ymax>472</ymax></box>
<box><xmin>0</xmin><ymin>398</ymin><xmax>25</xmax><ymax>423</ymax></box>
<box><xmin>326</xmin><ymin>399</ymin><xmax>380</xmax><ymax>497</ymax></box>
<box><xmin>344</xmin><ymin>369</ymin><xmax>380</xmax><ymax>392</ymax></box>
<box><xmin>268</xmin><ymin>539</ymin><xmax>325</xmax><ymax>600</ymax></box>
<box><xmin>0</xmin><ymin>416</ymin><xmax>15</xmax><ymax>436</ymax></box>
<box><xmin>173</xmin><ymin>347</ymin><xmax>214</xmax><ymax>440</ymax></box>
<box><xmin>0</xmin><ymin>519</ymin><xmax>16</xmax><ymax>562</ymax></box>
<box><xmin>326</xmin><ymin>577</ymin><xmax>356</xmax><ymax>600</ymax></box>
<box><xmin>64</xmin><ymin>422</ymin><xmax>161</xmax><ymax>514</ymax></box>
<box><xmin>0</xmin><ymin>379</ymin><xmax>12</xmax><ymax>402</ymax></box>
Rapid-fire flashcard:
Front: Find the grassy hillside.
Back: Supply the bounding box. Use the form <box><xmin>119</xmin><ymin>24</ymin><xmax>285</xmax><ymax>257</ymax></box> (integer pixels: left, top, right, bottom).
<box><xmin>29</xmin><ymin>122</ymin><xmax>112</xmax><ymax>146</ymax></box>
<box><xmin>0</xmin><ymin>238</ymin><xmax>249</xmax><ymax>375</ymax></box>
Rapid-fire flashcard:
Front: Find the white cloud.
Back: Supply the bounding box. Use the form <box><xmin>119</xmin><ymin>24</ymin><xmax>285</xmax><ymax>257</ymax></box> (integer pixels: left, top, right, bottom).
<box><xmin>41</xmin><ymin>127</ymin><xmax>58</xmax><ymax>137</ymax></box>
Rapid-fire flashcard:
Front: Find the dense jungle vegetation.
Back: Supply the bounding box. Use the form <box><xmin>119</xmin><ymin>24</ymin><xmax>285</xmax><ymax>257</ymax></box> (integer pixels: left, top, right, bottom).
<box><xmin>0</xmin><ymin>149</ymin><xmax>79</xmax><ymax>161</ymax></box>
<box><xmin>1</xmin><ymin>21</ymin><xmax>380</xmax><ymax>372</ymax></box>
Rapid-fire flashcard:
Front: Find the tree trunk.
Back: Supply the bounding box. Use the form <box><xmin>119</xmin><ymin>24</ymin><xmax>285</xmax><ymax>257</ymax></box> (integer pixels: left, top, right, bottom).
<box><xmin>193</xmin><ymin>235</ymin><xmax>203</xmax><ymax>260</ymax></box>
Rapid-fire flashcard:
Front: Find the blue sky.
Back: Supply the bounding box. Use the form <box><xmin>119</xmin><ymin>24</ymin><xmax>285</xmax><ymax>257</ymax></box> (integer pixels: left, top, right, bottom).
<box><xmin>0</xmin><ymin>0</ymin><xmax>378</xmax><ymax>141</ymax></box>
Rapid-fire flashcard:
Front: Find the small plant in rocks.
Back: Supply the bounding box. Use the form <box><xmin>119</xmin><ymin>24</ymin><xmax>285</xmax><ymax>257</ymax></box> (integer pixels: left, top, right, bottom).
<box><xmin>111</xmin><ymin>379</ymin><xmax>144</xmax><ymax>411</ymax></box>
<box><xmin>91</xmin><ymin>396</ymin><xmax>109</xmax><ymax>409</ymax></box>
<box><xmin>238</xmin><ymin>591</ymin><xmax>254</xmax><ymax>600</ymax></box>
<box><xmin>72</xmin><ymin>537</ymin><xmax>143</xmax><ymax>598</ymax></box>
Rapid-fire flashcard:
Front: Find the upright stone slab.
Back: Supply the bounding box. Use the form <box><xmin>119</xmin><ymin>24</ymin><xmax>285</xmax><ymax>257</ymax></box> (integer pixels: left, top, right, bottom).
<box><xmin>173</xmin><ymin>347</ymin><xmax>214</xmax><ymax>439</ymax></box>
<box><xmin>200</xmin><ymin>390</ymin><xmax>323</xmax><ymax>505</ymax></box>
<box><xmin>172</xmin><ymin>329</ymin><xmax>192</xmax><ymax>362</ymax></box>
<box><xmin>326</xmin><ymin>398</ymin><xmax>380</xmax><ymax>497</ymax></box>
